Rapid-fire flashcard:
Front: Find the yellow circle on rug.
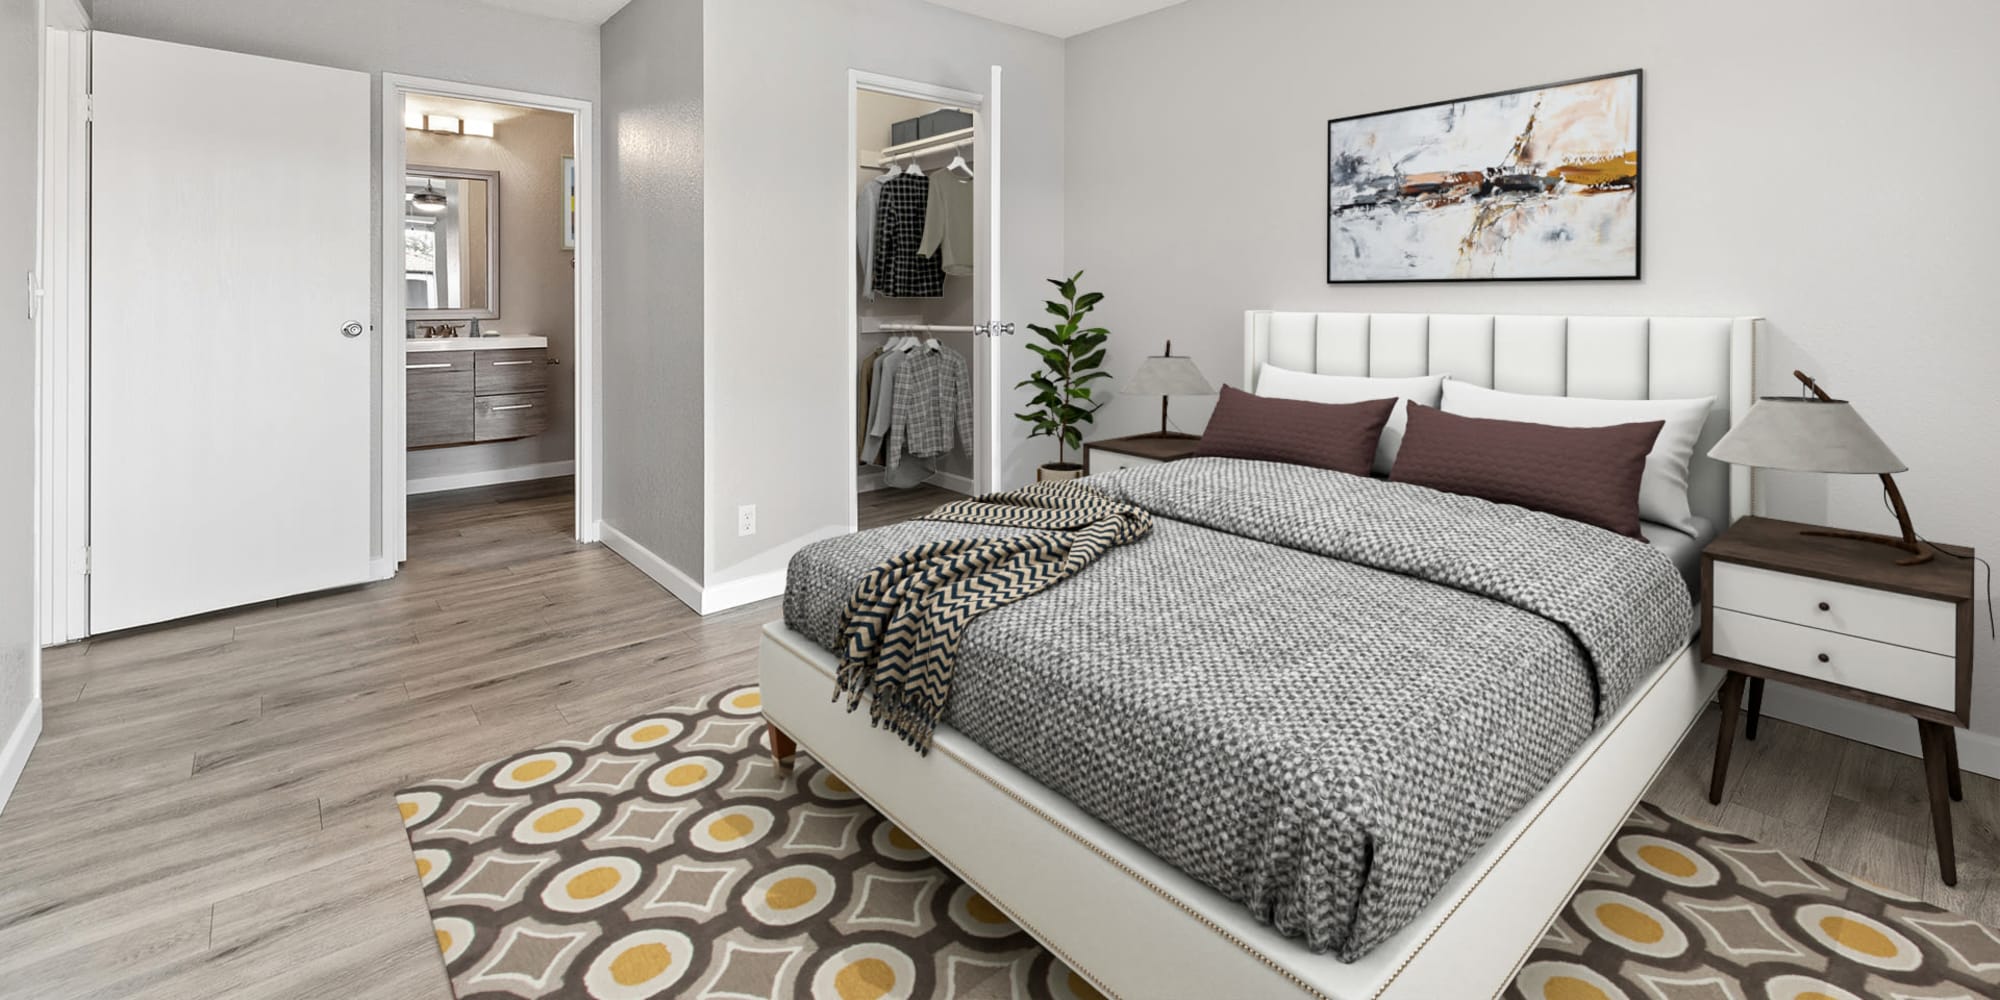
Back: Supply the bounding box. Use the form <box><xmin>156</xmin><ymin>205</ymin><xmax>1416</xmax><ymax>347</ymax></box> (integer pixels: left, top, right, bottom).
<box><xmin>691</xmin><ymin>805</ymin><xmax>775</xmax><ymax>853</ymax></box>
<box><xmin>812</xmin><ymin>943</ymin><xmax>915</xmax><ymax>1000</ymax></box>
<box><xmin>1795</xmin><ymin>904</ymin><xmax>1922</xmax><ymax>972</ymax></box>
<box><xmin>1766</xmin><ymin>975</ymin><xmax>1866</xmax><ymax>1000</ymax></box>
<box><xmin>949</xmin><ymin>884</ymin><xmax>1020</xmax><ymax>938</ymax></box>
<box><xmin>430</xmin><ymin>916</ymin><xmax>474</xmax><ymax>964</ymax></box>
<box><xmin>494</xmin><ymin>750</ymin><xmax>573</xmax><ymax>790</ymax></box>
<box><xmin>646</xmin><ymin>755</ymin><xmax>724</xmax><ymax>798</ymax></box>
<box><xmin>1614</xmin><ymin>834</ymin><xmax>1719</xmax><ymax>887</ymax></box>
<box><xmin>616</xmin><ymin>717</ymin><xmax>685</xmax><ymax>751</ymax></box>
<box><xmin>541</xmin><ymin>856</ymin><xmax>645</xmax><ymax>914</ymax></box>
<box><xmin>1573</xmin><ymin>891</ymin><xmax>1686</xmax><ymax>959</ymax></box>
<box><xmin>1513</xmin><ymin>960</ymin><xmax>1631</xmax><ymax>1000</ymax></box>
<box><xmin>511</xmin><ymin>797</ymin><xmax>604</xmax><ymax>846</ymax></box>
<box><xmin>718</xmin><ymin>687</ymin><xmax>762</xmax><ymax>715</ymax></box>
<box><xmin>744</xmin><ymin>864</ymin><xmax>837</xmax><ymax>925</ymax></box>
<box><xmin>396</xmin><ymin>791</ymin><xmax>442</xmax><ymax>828</ymax></box>
<box><xmin>583</xmin><ymin>928</ymin><xmax>694</xmax><ymax>1000</ymax></box>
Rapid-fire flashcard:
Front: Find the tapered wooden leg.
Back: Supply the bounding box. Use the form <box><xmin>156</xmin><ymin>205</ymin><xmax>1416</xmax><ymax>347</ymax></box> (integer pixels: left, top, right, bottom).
<box><xmin>1917</xmin><ymin>719</ymin><xmax>1958</xmax><ymax>886</ymax></box>
<box><xmin>767</xmin><ymin>718</ymin><xmax>797</xmax><ymax>769</ymax></box>
<box><xmin>1710</xmin><ymin>672</ymin><xmax>1746</xmax><ymax>805</ymax></box>
<box><xmin>1745</xmin><ymin>676</ymin><xmax>1765</xmax><ymax>741</ymax></box>
<box><xmin>1944</xmin><ymin>725</ymin><xmax>1963</xmax><ymax>802</ymax></box>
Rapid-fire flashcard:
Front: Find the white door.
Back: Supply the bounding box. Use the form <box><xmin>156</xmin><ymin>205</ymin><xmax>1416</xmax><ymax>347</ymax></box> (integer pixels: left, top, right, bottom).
<box><xmin>90</xmin><ymin>33</ymin><xmax>373</xmax><ymax>633</ymax></box>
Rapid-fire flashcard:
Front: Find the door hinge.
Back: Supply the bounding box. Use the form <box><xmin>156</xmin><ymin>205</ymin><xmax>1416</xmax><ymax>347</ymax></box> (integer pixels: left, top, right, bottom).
<box><xmin>26</xmin><ymin>271</ymin><xmax>43</xmax><ymax>322</ymax></box>
<box><xmin>81</xmin><ymin>546</ymin><xmax>91</xmax><ymax>575</ymax></box>
<box><xmin>83</xmin><ymin>94</ymin><xmax>92</xmax><ymax>124</ymax></box>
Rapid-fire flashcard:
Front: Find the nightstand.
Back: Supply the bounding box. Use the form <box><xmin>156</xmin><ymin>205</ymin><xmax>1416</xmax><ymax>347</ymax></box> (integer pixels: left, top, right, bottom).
<box><xmin>1702</xmin><ymin>515</ymin><xmax>1977</xmax><ymax>883</ymax></box>
<box><xmin>1082</xmin><ymin>432</ymin><xmax>1202</xmax><ymax>475</ymax></box>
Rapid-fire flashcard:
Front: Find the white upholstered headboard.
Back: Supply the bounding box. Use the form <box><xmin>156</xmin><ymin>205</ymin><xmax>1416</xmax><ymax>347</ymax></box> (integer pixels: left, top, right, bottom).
<box><xmin>1244</xmin><ymin>311</ymin><xmax>1761</xmax><ymax>530</ymax></box>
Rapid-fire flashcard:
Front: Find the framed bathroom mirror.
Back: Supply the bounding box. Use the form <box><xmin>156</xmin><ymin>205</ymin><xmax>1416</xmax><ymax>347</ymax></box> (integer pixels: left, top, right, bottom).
<box><xmin>405</xmin><ymin>165</ymin><xmax>499</xmax><ymax>319</ymax></box>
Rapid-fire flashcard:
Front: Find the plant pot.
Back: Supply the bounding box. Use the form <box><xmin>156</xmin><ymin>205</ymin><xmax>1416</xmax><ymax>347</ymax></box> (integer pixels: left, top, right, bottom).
<box><xmin>1037</xmin><ymin>463</ymin><xmax>1085</xmax><ymax>483</ymax></box>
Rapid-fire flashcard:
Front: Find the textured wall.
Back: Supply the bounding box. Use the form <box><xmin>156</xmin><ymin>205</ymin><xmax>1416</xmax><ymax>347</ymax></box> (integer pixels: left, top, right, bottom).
<box><xmin>700</xmin><ymin>0</ymin><xmax>1067</xmax><ymax>587</ymax></box>
<box><xmin>406</xmin><ymin>106</ymin><xmax>579</xmax><ymax>484</ymax></box>
<box><xmin>1066</xmin><ymin>0</ymin><xmax>2000</xmax><ymax>743</ymax></box>
<box><xmin>0</xmin><ymin>0</ymin><xmax>37</xmax><ymax>789</ymax></box>
<box><xmin>599</xmin><ymin>0</ymin><xmax>706</xmax><ymax>572</ymax></box>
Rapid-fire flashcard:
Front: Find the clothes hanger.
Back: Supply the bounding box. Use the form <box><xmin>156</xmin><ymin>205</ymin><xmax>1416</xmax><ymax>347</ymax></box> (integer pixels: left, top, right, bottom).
<box><xmin>902</xmin><ymin>151</ymin><xmax>924</xmax><ymax>177</ymax></box>
<box><xmin>947</xmin><ymin>142</ymin><xmax>973</xmax><ymax>179</ymax></box>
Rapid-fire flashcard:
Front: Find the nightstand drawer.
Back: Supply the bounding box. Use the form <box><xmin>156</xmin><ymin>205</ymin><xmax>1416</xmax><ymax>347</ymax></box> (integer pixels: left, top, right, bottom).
<box><xmin>1711</xmin><ymin>561</ymin><xmax>1956</xmax><ymax>655</ymax></box>
<box><xmin>1712</xmin><ymin>608</ymin><xmax>1956</xmax><ymax>710</ymax></box>
<box><xmin>1088</xmin><ymin>451</ymin><xmax>1159</xmax><ymax>475</ymax></box>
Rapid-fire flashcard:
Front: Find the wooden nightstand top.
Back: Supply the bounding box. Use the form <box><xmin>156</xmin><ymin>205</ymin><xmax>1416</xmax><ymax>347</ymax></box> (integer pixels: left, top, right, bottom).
<box><xmin>1704</xmin><ymin>516</ymin><xmax>1974</xmax><ymax>603</ymax></box>
<box><xmin>1082</xmin><ymin>432</ymin><xmax>1202</xmax><ymax>463</ymax></box>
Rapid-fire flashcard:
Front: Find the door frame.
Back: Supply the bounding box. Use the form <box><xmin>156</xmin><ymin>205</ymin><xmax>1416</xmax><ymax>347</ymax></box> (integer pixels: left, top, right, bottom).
<box><xmin>845</xmin><ymin>70</ymin><xmax>998</xmax><ymax>532</ymax></box>
<box><xmin>35</xmin><ymin>0</ymin><xmax>91</xmax><ymax>647</ymax></box>
<box><xmin>379</xmin><ymin>75</ymin><xmax>600</xmax><ymax>568</ymax></box>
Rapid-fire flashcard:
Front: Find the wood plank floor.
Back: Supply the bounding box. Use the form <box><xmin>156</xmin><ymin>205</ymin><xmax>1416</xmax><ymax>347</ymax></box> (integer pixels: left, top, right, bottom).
<box><xmin>1</xmin><ymin>478</ymin><xmax>1993</xmax><ymax>998</ymax></box>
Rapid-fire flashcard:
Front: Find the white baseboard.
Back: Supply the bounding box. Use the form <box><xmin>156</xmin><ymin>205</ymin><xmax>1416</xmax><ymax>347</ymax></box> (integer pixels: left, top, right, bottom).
<box><xmin>1758</xmin><ymin>684</ymin><xmax>2000</xmax><ymax>779</ymax></box>
<box><xmin>599</xmin><ymin>522</ymin><xmax>704</xmax><ymax>616</ymax></box>
<box><xmin>702</xmin><ymin>570</ymin><xmax>789</xmax><ymax>612</ymax></box>
<box><xmin>407</xmin><ymin>460</ymin><xmax>575</xmax><ymax>496</ymax></box>
<box><xmin>0</xmin><ymin>697</ymin><xmax>44</xmax><ymax>817</ymax></box>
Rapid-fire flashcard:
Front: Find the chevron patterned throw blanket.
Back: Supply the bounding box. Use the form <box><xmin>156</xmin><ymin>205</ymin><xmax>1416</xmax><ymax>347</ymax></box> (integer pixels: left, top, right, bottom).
<box><xmin>832</xmin><ymin>481</ymin><xmax>1152</xmax><ymax>752</ymax></box>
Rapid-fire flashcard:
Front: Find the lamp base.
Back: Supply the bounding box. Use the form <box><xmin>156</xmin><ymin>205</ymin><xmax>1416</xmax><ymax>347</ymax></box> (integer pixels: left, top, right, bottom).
<box><xmin>1799</xmin><ymin>527</ymin><xmax>1935</xmax><ymax>566</ymax></box>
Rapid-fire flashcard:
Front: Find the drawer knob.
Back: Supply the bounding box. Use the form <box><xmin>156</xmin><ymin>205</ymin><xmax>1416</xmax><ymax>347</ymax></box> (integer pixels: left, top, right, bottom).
<box><xmin>1817</xmin><ymin>601</ymin><xmax>1831</xmax><ymax>612</ymax></box>
<box><xmin>1817</xmin><ymin>653</ymin><xmax>1830</xmax><ymax>663</ymax></box>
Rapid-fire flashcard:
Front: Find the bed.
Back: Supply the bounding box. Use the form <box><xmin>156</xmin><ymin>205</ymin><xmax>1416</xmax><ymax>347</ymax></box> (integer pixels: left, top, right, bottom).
<box><xmin>759</xmin><ymin>311</ymin><xmax>1760</xmax><ymax>998</ymax></box>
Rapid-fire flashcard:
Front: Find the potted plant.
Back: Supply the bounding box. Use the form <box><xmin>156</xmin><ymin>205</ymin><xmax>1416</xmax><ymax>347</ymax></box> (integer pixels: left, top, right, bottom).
<box><xmin>1017</xmin><ymin>271</ymin><xmax>1111</xmax><ymax>482</ymax></box>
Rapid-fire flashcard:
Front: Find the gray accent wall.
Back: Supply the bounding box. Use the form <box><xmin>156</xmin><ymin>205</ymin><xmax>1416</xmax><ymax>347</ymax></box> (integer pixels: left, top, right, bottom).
<box><xmin>600</xmin><ymin>0</ymin><xmax>706</xmax><ymax>573</ymax></box>
<box><xmin>698</xmin><ymin>0</ymin><xmax>1066</xmax><ymax>588</ymax></box>
<box><xmin>0</xmin><ymin>0</ymin><xmax>36</xmax><ymax>794</ymax></box>
<box><xmin>1065</xmin><ymin>0</ymin><xmax>2000</xmax><ymax>739</ymax></box>
<box><xmin>92</xmin><ymin>0</ymin><xmax>600</xmax><ymax>564</ymax></box>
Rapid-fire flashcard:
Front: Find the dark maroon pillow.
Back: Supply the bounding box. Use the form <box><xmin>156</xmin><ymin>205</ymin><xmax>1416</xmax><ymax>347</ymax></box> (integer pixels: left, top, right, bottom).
<box><xmin>1389</xmin><ymin>404</ymin><xmax>1663</xmax><ymax>538</ymax></box>
<box><xmin>1194</xmin><ymin>385</ymin><xmax>1395</xmax><ymax>476</ymax></box>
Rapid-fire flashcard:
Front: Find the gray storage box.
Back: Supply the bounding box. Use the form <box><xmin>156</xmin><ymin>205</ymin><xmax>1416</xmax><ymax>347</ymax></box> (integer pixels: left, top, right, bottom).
<box><xmin>917</xmin><ymin>109</ymin><xmax>973</xmax><ymax>138</ymax></box>
<box><xmin>890</xmin><ymin>117</ymin><xmax>922</xmax><ymax>146</ymax></box>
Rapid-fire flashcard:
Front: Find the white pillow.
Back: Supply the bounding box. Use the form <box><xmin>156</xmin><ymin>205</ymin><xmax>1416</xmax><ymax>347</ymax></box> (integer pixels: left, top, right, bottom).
<box><xmin>1254</xmin><ymin>364</ymin><xmax>1446</xmax><ymax>474</ymax></box>
<box><xmin>1439</xmin><ymin>380</ymin><xmax>1715</xmax><ymax>534</ymax></box>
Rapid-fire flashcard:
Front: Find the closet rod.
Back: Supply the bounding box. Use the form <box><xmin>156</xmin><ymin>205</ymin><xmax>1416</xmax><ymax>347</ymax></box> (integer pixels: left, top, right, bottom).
<box><xmin>869</xmin><ymin>322</ymin><xmax>1015</xmax><ymax>336</ymax></box>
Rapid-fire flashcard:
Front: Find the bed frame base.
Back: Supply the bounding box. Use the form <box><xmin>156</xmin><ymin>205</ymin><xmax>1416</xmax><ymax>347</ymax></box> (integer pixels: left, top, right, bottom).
<box><xmin>758</xmin><ymin>623</ymin><xmax>1720</xmax><ymax>999</ymax></box>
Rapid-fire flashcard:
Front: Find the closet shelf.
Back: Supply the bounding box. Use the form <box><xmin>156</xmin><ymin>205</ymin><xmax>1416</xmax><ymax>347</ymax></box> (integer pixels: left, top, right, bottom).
<box><xmin>878</xmin><ymin>126</ymin><xmax>974</xmax><ymax>161</ymax></box>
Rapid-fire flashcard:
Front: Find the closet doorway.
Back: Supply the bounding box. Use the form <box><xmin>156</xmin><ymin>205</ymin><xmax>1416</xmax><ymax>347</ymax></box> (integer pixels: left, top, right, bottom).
<box><xmin>848</xmin><ymin>71</ymin><xmax>1001</xmax><ymax>529</ymax></box>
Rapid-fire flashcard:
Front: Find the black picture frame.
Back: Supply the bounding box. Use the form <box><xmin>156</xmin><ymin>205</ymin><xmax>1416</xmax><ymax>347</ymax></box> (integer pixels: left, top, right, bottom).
<box><xmin>1325</xmin><ymin>68</ymin><xmax>1642</xmax><ymax>284</ymax></box>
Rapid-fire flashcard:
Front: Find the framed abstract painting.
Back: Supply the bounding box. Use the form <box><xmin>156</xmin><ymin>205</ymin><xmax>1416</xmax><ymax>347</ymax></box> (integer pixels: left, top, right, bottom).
<box><xmin>1327</xmin><ymin>69</ymin><xmax>1641</xmax><ymax>283</ymax></box>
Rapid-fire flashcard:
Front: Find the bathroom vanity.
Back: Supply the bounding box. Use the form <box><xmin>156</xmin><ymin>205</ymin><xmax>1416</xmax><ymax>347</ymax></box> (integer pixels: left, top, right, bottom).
<box><xmin>405</xmin><ymin>336</ymin><xmax>552</xmax><ymax>447</ymax></box>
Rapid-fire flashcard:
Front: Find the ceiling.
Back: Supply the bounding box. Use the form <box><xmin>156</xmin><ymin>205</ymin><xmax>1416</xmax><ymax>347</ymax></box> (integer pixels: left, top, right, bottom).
<box><xmin>463</xmin><ymin>0</ymin><xmax>1186</xmax><ymax>36</ymax></box>
<box><xmin>467</xmin><ymin>0</ymin><xmax>633</xmax><ymax>24</ymax></box>
<box><xmin>914</xmin><ymin>0</ymin><xmax>1187</xmax><ymax>37</ymax></box>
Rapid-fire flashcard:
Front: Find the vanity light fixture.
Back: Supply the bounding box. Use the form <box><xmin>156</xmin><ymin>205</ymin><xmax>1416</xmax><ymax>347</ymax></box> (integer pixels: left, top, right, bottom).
<box><xmin>424</xmin><ymin>114</ymin><xmax>461</xmax><ymax>134</ymax></box>
<box><xmin>462</xmin><ymin>119</ymin><xmax>495</xmax><ymax>138</ymax></box>
<box><xmin>405</xmin><ymin>112</ymin><xmax>497</xmax><ymax>138</ymax></box>
<box><xmin>403</xmin><ymin>108</ymin><xmax>425</xmax><ymax>130</ymax></box>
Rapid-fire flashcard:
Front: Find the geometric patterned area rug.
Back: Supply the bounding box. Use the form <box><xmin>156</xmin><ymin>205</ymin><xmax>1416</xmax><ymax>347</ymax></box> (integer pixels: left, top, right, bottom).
<box><xmin>1509</xmin><ymin>802</ymin><xmax>2000</xmax><ymax>1000</ymax></box>
<box><xmin>397</xmin><ymin>687</ymin><xmax>2000</xmax><ymax>1000</ymax></box>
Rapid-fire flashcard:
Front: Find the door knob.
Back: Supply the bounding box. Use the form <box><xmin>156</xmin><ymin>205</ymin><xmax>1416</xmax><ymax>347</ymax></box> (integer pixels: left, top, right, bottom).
<box><xmin>341</xmin><ymin>321</ymin><xmax>365</xmax><ymax>338</ymax></box>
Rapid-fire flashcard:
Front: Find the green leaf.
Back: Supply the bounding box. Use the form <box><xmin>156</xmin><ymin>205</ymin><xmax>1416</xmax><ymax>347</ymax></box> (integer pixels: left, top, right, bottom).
<box><xmin>1043</xmin><ymin>300</ymin><xmax>1071</xmax><ymax>320</ymax></box>
<box><xmin>1073</xmin><ymin>291</ymin><xmax>1104</xmax><ymax>312</ymax></box>
<box><xmin>1075</xmin><ymin>349</ymin><xmax>1107</xmax><ymax>372</ymax></box>
<box><xmin>1062</xmin><ymin>427</ymin><xmax>1083</xmax><ymax>450</ymax></box>
<box><xmin>1073</xmin><ymin>371</ymin><xmax>1113</xmax><ymax>385</ymax></box>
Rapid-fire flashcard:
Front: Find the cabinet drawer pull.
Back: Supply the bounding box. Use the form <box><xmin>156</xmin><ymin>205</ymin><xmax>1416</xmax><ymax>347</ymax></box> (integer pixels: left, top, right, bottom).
<box><xmin>1817</xmin><ymin>653</ymin><xmax>1831</xmax><ymax>663</ymax></box>
<box><xmin>406</xmin><ymin>362</ymin><xmax>455</xmax><ymax>370</ymax></box>
<box><xmin>490</xmin><ymin>403</ymin><xmax>534</xmax><ymax>411</ymax></box>
<box><xmin>491</xmin><ymin>359</ymin><xmax>536</xmax><ymax>366</ymax></box>
<box><xmin>1817</xmin><ymin>601</ymin><xmax>1831</xmax><ymax>612</ymax></box>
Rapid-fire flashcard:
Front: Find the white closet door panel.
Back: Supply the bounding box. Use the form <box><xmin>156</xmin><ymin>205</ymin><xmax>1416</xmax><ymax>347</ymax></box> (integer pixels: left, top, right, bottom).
<box><xmin>91</xmin><ymin>33</ymin><xmax>372</xmax><ymax>633</ymax></box>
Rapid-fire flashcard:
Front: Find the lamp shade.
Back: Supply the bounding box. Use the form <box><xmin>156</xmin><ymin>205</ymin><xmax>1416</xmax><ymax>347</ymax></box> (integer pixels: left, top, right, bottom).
<box><xmin>1708</xmin><ymin>397</ymin><xmax>1906</xmax><ymax>474</ymax></box>
<box><xmin>1124</xmin><ymin>355</ymin><xmax>1215</xmax><ymax>397</ymax></box>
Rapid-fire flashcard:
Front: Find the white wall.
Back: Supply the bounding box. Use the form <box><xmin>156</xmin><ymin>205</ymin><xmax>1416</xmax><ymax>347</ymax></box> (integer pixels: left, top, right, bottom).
<box><xmin>406</xmin><ymin>105</ymin><xmax>578</xmax><ymax>487</ymax></box>
<box><xmin>92</xmin><ymin>0</ymin><xmax>600</xmax><ymax>561</ymax></box>
<box><xmin>1066</xmin><ymin>0</ymin><xmax>2000</xmax><ymax>748</ymax></box>
<box><xmin>700</xmin><ymin>0</ymin><xmax>1066</xmax><ymax>590</ymax></box>
<box><xmin>600</xmin><ymin>0</ymin><xmax>705</xmax><ymax>572</ymax></box>
<box><xmin>1</xmin><ymin>0</ymin><xmax>40</xmax><ymax>807</ymax></box>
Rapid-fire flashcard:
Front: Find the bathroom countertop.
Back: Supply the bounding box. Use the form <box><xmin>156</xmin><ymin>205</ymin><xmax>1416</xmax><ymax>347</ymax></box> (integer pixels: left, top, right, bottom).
<box><xmin>405</xmin><ymin>335</ymin><xmax>548</xmax><ymax>353</ymax></box>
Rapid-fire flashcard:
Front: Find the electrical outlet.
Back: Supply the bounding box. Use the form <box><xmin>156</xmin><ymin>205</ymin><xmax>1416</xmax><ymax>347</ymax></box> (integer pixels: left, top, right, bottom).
<box><xmin>737</xmin><ymin>504</ymin><xmax>756</xmax><ymax>537</ymax></box>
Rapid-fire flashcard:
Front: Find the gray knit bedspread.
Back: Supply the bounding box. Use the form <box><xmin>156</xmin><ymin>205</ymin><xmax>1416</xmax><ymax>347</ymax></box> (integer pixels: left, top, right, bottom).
<box><xmin>782</xmin><ymin>458</ymin><xmax>1693</xmax><ymax>960</ymax></box>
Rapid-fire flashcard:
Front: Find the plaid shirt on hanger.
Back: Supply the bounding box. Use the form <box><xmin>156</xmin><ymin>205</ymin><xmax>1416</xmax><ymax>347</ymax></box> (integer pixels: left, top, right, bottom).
<box><xmin>887</xmin><ymin>345</ymin><xmax>975</xmax><ymax>469</ymax></box>
<box><xmin>870</xmin><ymin>173</ymin><xmax>945</xmax><ymax>299</ymax></box>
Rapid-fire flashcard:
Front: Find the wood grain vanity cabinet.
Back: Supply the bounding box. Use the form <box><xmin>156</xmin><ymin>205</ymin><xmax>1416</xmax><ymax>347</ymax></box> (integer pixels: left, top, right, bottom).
<box><xmin>407</xmin><ymin>346</ymin><xmax>550</xmax><ymax>447</ymax></box>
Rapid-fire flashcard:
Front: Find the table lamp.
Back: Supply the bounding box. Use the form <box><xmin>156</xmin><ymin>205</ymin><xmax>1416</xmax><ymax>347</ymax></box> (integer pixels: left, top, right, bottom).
<box><xmin>1708</xmin><ymin>370</ymin><xmax>1930</xmax><ymax>565</ymax></box>
<box><xmin>1124</xmin><ymin>341</ymin><xmax>1215</xmax><ymax>436</ymax></box>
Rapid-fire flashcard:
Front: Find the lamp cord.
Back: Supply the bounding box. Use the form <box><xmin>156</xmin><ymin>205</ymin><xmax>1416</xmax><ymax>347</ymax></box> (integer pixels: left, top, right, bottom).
<box><xmin>1884</xmin><ymin>486</ymin><xmax>1996</xmax><ymax>639</ymax></box>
